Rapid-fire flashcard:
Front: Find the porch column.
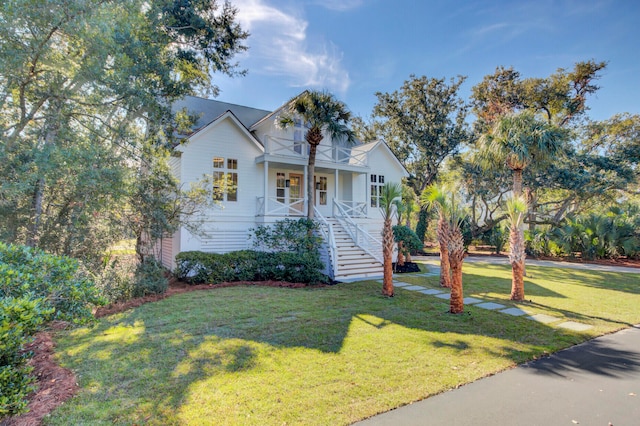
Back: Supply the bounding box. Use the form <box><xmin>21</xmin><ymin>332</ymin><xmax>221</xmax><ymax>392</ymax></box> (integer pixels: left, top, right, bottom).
<box><xmin>303</xmin><ymin>165</ymin><xmax>308</xmax><ymax>216</ymax></box>
<box><xmin>334</xmin><ymin>169</ymin><xmax>339</xmax><ymax>217</ymax></box>
<box><xmin>264</xmin><ymin>161</ymin><xmax>269</xmax><ymax>215</ymax></box>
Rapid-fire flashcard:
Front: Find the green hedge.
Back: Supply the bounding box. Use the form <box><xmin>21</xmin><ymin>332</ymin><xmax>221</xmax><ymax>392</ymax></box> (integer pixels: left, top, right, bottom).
<box><xmin>175</xmin><ymin>249</ymin><xmax>327</xmax><ymax>285</ymax></box>
<box><xmin>0</xmin><ymin>242</ymin><xmax>103</xmax><ymax>418</ymax></box>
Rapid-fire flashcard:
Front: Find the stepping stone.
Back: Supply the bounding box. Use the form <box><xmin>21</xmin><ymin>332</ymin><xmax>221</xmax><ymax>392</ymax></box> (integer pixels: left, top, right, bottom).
<box><xmin>500</xmin><ymin>307</ymin><xmax>528</xmax><ymax>316</ymax></box>
<box><xmin>402</xmin><ymin>285</ymin><xmax>427</xmax><ymax>291</ymax></box>
<box><xmin>527</xmin><ymin>314</ymin><xmax>561</xmax><ymax>324</ymax></box>
<box><xmin>393</xmin><ymin>282</ymin><xmax>411</xmax><ymax>287</ymax></box>
<box><xmin>463</xmin><ymin>297</ymin><xmax>483</xmax><ymax>304</ymax></box>
<box><xmin>435</xmin><ymin>293</ymin><xmax>451</xmax><ymax>300</ymax></box>
<box><xmin>557</xmin><ymin>321</ymin><xmax>593</xmax><ymax>331</ymax></box>
<box><xmin>419</xmin><ymin>289</ymin><xmax>444</xmax><ymax>295</ymax></box>
<box><xmin>475</xmin><ymin>302</ymin><xmax>506</xmax><ymax>310</ymax></box>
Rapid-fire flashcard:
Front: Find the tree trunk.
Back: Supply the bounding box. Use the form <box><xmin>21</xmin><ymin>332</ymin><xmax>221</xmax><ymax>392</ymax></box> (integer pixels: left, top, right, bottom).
<box><xmin>397</xmin><ymin>241</ymin><xmax>405</xmax><ymax>266</ymax></box>
<box><xmin>510</xmin><ymin>259</ymin><xmax>525</xmax><ymax>300</ymax></box>
<box><xmin>509</xmin><ymin>226</ymin><xmax>526</xmax><ymax>301</ymax></box>
<box><xmin>437</xmin><ymin>217</ymin><xmax>451</xmax><ymax>288</ymax></box>
<box><xmin>513</xmin><ymin>169</ymin><xmax>523</xmax><ymax>198</ymax></box>
<box><xmin>448</xmin><ymin>227</ymin><xmax>465</xmax><ymax>314</ymax></box>
<box><xmin>382</xmin><ymin>217</ymin><xmax>394</xmax><ymax>297</ymax></box>
<box><xmin>449</xmin><ymin>261</ymin><xmax>464</xmax><ymax>314</ymax></box>
<box><xmin>307</xmin><ymin>143</ymin><xmax>317</xmax><ymax>219</ymax></box>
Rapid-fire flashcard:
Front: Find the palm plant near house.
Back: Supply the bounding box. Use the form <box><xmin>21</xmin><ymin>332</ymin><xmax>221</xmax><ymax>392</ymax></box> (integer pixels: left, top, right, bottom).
<box><xmin>421</xmin><ymin>184</ymin><xmax>451</xmax><ymax>288</ymax></box>
<box><xmin>505</xmin><ymin>196</ymin><xmax>527</xmax><ymax>300</ymax></box>
<box><xmin>380</xmin><ymin>182</ymin><xmax>402</xmax><ymax>297</ymax></box>
<box><xmin>279</xmin><ymin>91</ymin><xmax>355</xmax><ymax>219</ymax></box>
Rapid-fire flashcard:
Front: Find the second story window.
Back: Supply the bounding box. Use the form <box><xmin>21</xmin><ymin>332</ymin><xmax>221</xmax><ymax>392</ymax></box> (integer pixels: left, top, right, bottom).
<box><xmin>370</xmin><ymin>174</ymin><xmax>385</xmax><ymax>208</ymax></box>
<box><xmin>293</xmin><ymin>117</ymin><xmax>304</xmax><ymax>155</ymax></box>
<box><xmin>213</xmin><ymin>157</ymin><xmax>238</xmax><ymax>202</ymax></box>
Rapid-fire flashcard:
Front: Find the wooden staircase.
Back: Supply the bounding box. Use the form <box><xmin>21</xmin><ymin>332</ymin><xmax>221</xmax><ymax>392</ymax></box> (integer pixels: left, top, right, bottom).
<box><xmin>326</xmin><ymin>218</ymin><xmax>383</xmax><ymax>281</ymax></box>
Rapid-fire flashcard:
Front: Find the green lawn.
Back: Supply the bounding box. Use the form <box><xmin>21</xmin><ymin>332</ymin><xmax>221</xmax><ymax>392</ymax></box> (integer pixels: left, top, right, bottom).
<box><xmin>47</xmin><ymin>262</ymin><xmax>640</xmax><ymax>425</ymax></box>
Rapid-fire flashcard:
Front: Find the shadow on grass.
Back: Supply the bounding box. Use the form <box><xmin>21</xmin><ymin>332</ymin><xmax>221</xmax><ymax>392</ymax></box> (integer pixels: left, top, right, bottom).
<box><xmin>523</xmin><ymin>326</ymin><xmax>640</xmax><ymax>378</ymax></box>
<box><xmin>49</xmin><ymin>280</ymin><xmax>628</xmax><ymax>424</ymax></box>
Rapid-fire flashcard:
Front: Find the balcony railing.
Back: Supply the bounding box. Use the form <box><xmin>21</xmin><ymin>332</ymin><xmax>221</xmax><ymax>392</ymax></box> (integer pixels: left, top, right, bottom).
<box><xmin>333</xmin><ymin>200</ymin><xmax>367</xmax><ymax>218</ymax></box>
<box><xmin>256</xmin><ymin>196</ymin><xmax>305</xmax><ymax>216</ymax></box>
<box><xmin>263</xmin><ymin>135</ymin><xmax>368</xmax><ymax>167</ymax></box>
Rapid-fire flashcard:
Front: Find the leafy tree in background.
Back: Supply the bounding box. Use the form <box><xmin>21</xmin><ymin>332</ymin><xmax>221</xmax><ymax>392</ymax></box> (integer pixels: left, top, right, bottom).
<box><xmin>0</xmin><ymin>0</ymin><xmax>248</xmax><ymax>265</ymax></box>
<box><xmin>278</xmin><ymin>90</ymin><xmax>355</xmax><ymax>219</ymax></box>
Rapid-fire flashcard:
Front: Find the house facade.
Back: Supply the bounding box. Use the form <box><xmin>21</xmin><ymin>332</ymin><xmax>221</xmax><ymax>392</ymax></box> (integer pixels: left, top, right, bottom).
<box><xmin>160</xmin><ymin>94</ymin><xmax>409</xmax><ymax>281</ymax></box>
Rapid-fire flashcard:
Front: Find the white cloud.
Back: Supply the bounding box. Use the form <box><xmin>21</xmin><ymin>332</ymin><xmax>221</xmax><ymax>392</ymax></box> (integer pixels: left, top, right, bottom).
<box><xmin>311</xmin><ymin>0</ymin><xmax>364</xmax><ymax>12</ymax></box>
<box><xmin>232</xmin><ymin>0</ymin><xmax>351</xmax><ymax>93</ymax></box>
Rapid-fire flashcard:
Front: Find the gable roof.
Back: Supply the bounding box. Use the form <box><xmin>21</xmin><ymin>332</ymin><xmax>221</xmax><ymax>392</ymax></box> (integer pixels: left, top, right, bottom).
<box><xmin>355</xmin><ymin>140</ymin><xmax>410</xmax><ymax>177</ymax></box>
<box><xmin>174</xmin><ymin>95</ymin><xmax>271</xmax><ymax>132</ymax></box>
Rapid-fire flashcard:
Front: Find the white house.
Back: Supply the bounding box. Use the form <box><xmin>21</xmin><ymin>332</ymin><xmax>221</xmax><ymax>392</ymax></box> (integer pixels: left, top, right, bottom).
<box><xmin>160</xmin><ymin>94</ymin><xmax>409</xmax><ymax>281</ymax></box>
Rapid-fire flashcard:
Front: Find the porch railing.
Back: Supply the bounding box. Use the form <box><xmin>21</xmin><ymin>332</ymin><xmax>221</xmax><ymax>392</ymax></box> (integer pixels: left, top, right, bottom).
<box><xmin>256</xmin><ymin>196</ymin><xmax>305</xmax><ymax>216</ymax></box>
<box><xmin>333</xmin><ymin>200</ymin><xmax>383</xmax><ymax>264</ymax></box>
<box><xmin>314</xmin><ymin>206</ymin><xmax>338</xmax><ymax>278</ymax></box>
<box><xmin>263</xmin><ymin>135</ymin><xmax>368</xmax><ymax>166</ymax></box>
<box><xmin>333</xmin><ymin>200</ymin><xmax>367</xmax><ymax>218</ymax></box>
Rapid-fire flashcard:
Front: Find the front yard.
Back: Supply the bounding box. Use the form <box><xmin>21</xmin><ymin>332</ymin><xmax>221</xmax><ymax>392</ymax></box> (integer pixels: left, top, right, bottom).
<box><xmin>46</xmin><ymin>262</ymin><xmax>640</xmax><ymax>425</ymax></box>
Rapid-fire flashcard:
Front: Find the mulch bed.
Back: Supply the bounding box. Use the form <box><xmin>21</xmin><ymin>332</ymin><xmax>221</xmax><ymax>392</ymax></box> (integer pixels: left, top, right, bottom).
<box><xmin>3</xmin><ymin>279</ymin><xmax>314</xmax><ymax>426</ymax></box>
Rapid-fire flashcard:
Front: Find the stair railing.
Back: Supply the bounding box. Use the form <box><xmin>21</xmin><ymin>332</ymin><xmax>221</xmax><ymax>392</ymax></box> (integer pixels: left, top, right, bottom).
<box><xmin>333</xmin><ymin>200</ymin><xmax>383</xmax><ymax>264</ymax></box>
<box><xmin>313</xmin><ymin>206</ymin><xmax>338</xmax><ymax>278</ymax></box>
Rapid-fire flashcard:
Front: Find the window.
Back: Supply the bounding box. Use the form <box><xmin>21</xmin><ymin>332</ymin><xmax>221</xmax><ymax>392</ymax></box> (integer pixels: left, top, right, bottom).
<box><xmin>370</xmin><ymin>174</ymin><xmax>385</xmax><ymax>208</ymax></box>
<box><xmin>212</xmin><ymin>157</ymin><xmax>238</xmax><ymax>202</ymax></box>
<box><xmin>317</xmin><ymin>176</ymin><xmax>327</xmax><ymax>205</ymax></box>
<box><xmin>276</xmin><ymin>172</ymin><xmax>285</xmax><ymax>203</ymax></box>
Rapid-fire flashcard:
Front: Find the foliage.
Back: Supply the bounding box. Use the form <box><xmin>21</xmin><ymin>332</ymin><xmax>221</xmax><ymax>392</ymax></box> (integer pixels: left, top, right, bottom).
<box><xmin>372</xmin><ymin>75</ymin><xmax>471</xmax><ymax>195</ymax></box>
<box><xmin>414</xmin><ymin>208</ymin><xmax>430</xmax><ymax>245</ymax></box>
<box><xmin>0</xmin><ymin>242</ymin><xmax>103</xmax><ymax>417</ymax></box>
<box><xmin>92</xmin><ymin>256</ymin><xmax>137</xmax><ymax>304</ymax></box>
<box><xmin>133</xmin><ymin>258</ymin><xmax>168</xmax><ymax>297</ymax></box>
<box><xmin>550</xmin><ymin>210</ymin><xmax>640</xmax><ymax>260</ymax></box>
<box><xmin>251</xmin><ymin>219</ymin><xmax>322</xmax><ymax>254</ymax></box>
<box><xmin>0</xmin><ymin>0</ymin><xmax>248</xmax><ymax>270</ymax></box>
<box><xmin>0</xmin><ymin>296</ymin><xmax>51</xmax><ymax>417</ymax></box>
<box><xmin>393</xmin><ymin>226</ymin><xmax>423</xmax><ymax>254</ymax></box>
<box><xmin>174</xmin><ymin>250</ymin><xmax>326</xmax><ymax>285</ymax></box>
<box><xmin>478</xmin><ymin>225</ymin><xmax>507</xmax><ymax>254</ymax></box>
<box><xmin>278</xmin><ymin>90</ymin><xmax>355</xmax><ymax>218</ymax></box>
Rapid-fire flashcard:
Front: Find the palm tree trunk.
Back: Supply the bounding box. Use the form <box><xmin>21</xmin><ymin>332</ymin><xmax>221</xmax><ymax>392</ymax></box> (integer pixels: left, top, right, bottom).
<box><xmin>382</xmin><ymin>217</ymin><xmax>394</xmax><ymax>297</ymax></box>
<box><xmin>510</xmin><ymin>259</ymin><xmax>525</xmax><ymax>300</ymax></box>
<box><xmin>513</xmin><ymin>169</ymin><xmax>523</xmax><ymax>198</ymax></box>
<box><xmin>397</xmin><ymin>241</ymin><xmax>405</xmax><ymax>266</ymax></box>
<box><xmin>448</xmin><ymin>228</ymin><xmax>465</xmax><ymax>314</ymax></box>
<box><xmin>437</xmin><ymin>217</ymin><xmax>451</xmax><ymax>288</ymax></box>
<box><xmin>307</xmin><ymin>143</ymin><xmax>317</xmax><ymax>219</ymax></box>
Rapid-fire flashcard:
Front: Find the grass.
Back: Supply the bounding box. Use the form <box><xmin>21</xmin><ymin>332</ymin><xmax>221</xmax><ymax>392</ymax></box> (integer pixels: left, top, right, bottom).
<box><xmin>46</xmin><ymin>262</ymin><xmax>640</xmax><ymax>425</ymax></box>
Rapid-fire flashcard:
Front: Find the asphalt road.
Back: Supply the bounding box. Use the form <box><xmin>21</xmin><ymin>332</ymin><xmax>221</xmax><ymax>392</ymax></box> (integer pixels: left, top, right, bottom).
<box><xmin>354</xmin><ymin>323</ymin><xmax>640</xmax><ymax>426</ymax></box>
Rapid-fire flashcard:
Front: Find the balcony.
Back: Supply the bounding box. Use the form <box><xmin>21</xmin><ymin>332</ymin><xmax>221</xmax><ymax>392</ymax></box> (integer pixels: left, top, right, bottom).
<box><xmin>262</xmin><ymin>135</ymin><xmax>369</xmax><ymax>168</ymax></box>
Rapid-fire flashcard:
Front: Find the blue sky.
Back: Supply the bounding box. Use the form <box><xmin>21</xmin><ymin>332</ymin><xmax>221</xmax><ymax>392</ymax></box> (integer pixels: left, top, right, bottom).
<box><xmin>214</xmin><ymin>0</ymin><xmax>640</xmax><ymax>122</ymax></box>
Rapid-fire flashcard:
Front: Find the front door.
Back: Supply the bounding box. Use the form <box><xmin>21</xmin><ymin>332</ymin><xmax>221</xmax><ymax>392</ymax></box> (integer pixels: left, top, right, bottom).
<box><xmin>289</xmin><ymin>173</ymin><xmax>304</xmax><ymax>215</ymax></box>
<box><xmin>315</xmin><ymin>175</ymin><xmax>331</xmax><ymax>217</ymax></box>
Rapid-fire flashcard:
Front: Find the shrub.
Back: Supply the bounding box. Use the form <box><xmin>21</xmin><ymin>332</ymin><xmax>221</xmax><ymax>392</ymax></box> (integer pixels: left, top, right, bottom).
<box><xmin>93</xmin><ymin>256</ymin><xmax>137</xmax><ymax>303</ymax></box>
<box><xmin>133</xmin><ymin>258</ymin><xmax>169</xmax><ymax>297</ymax></box>
<box><xmin>175</xmin><ymin>250</ymin><xmax>326</xmax><ymax>285</ymax></box>
<box><xmin>0</xmin><ymin>242</ymin><xmax>103</xmax><ymax>418</ymax></box>
<box><xmin>251</xmin><ymin>218</ymin><xmax>321</xmax><ymax>254</ymax></box>
<box><xmin>0</xmin><ymin>296</ymin><xmax>53</xmax><ymax>417</ymax></box>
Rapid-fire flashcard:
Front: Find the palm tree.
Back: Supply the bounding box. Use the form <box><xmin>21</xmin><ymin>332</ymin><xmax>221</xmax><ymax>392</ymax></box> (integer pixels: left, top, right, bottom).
<box><xmin>421</xmin><ymin>184</ymin><xmax>451</xmax><ymax>288</ymax></box>
<box><xmin>505</xmin><ymin>196</ymin><xmax>527</xmax><ymax>300</ymax></box>
<box><xmin>447</xmin><ymin>206</ymin><xmax>466</xmax><ymax>314</ymax></box>
<box><xmin>477</xmin><ymin>111</ymin><xmax>565</xmax><ymax>197</ymax></box>
<box><xmin>380</xmin><ymin>182</ymin><xmax>402</xmax><ymax>297</ymax></box>
<box><xmin>279</xmin><ymin>91</ymin><xmax>355</xmax><ymax>219</ymax></box>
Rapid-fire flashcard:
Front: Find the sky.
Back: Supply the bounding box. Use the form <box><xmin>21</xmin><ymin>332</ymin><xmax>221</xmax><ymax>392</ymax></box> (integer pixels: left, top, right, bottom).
<box><xmin>213</xmin><ymin>0</ymin><xmax>640</xmax><ymax>122</ymax></box>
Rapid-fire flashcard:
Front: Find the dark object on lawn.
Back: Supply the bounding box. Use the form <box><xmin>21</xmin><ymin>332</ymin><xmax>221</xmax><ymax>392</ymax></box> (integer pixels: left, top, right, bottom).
<box><xmin>393</xmin><ymin>262</ymin><xmax>421</xmax><ymax>273</ymax></box>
